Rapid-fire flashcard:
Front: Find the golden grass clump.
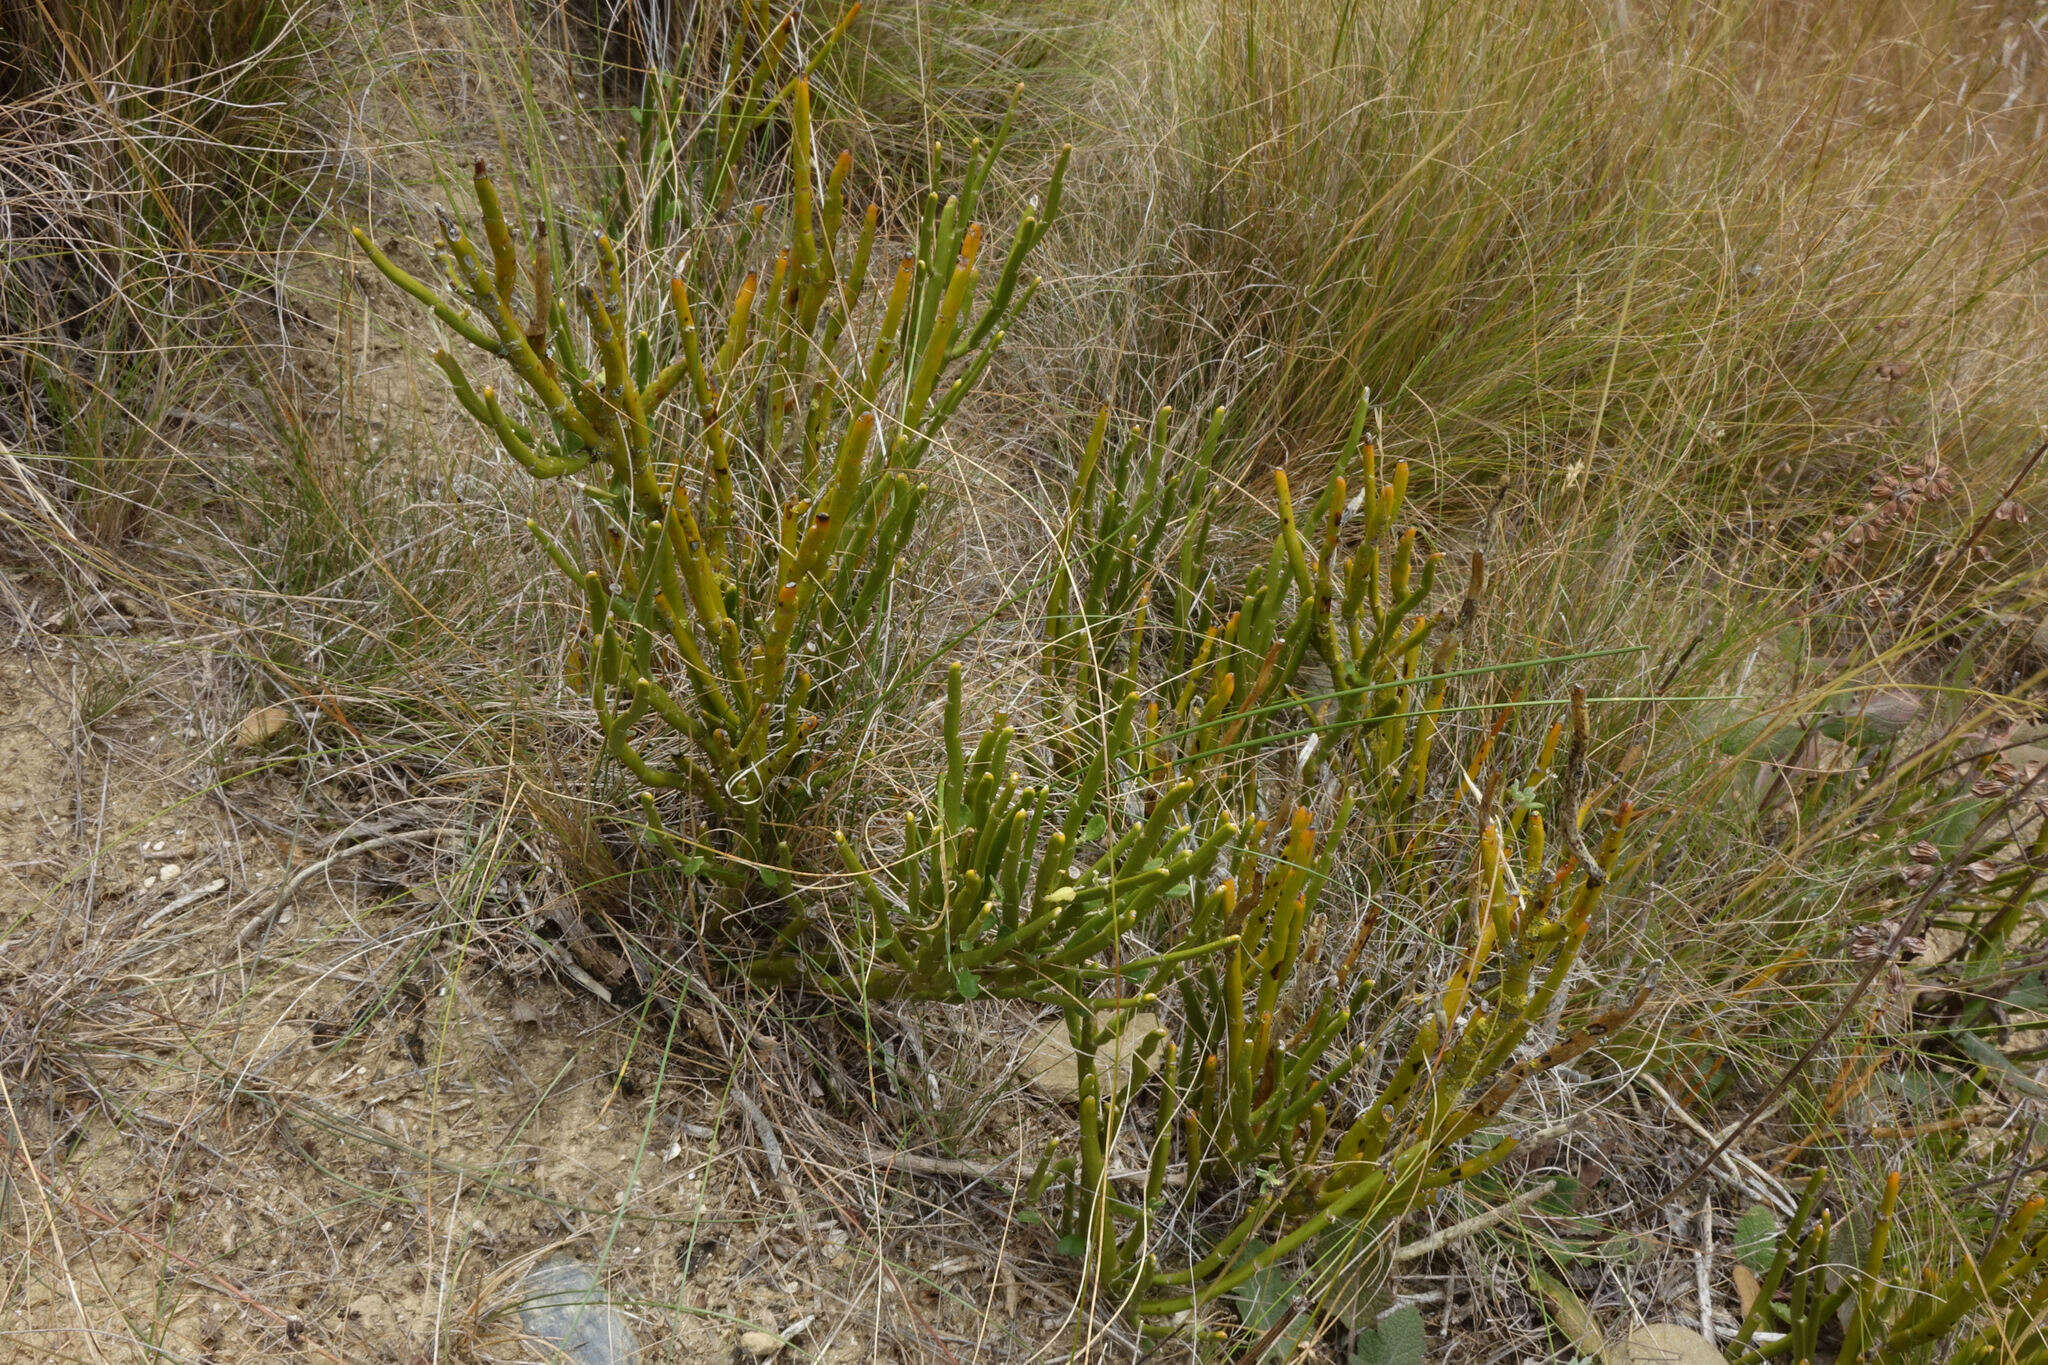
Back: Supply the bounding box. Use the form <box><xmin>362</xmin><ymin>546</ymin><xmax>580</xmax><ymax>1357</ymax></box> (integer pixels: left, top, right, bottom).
<box><xmin>1063</xmin><ymin>0</ymin><xmax>2048</xmax><ymax>516</ymax></box>
<box><xmin>1</xmin><ymin>0</ymin><xmax>302</xmax><ymax>546</ymax></box>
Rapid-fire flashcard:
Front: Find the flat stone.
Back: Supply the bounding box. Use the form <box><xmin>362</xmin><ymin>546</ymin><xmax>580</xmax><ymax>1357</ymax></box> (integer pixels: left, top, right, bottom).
<box><xmin>1018</xmin><ymin>1011</ymin><xmax>1162</xmax><ymax>1101</ymax></box>
<box><xmin>517</xmin><ymin>1258</ymin><xmax>638</xmax><ymax>1364</ymax></box>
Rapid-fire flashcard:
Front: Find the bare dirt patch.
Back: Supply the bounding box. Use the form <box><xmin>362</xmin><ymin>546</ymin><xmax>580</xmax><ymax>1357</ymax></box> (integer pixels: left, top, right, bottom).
<box><xmin>1</xmin><ymin>621</ymin><xmax>1079</xmax><ymax>1362</ymax></box>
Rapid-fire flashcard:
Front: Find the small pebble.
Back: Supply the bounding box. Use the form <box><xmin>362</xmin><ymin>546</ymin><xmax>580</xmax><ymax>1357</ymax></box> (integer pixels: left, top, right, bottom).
<box><xmin>158</xmin><ymin>863</ymin><xmax>182</xmax><ymax>884</ymax></box>
<box><xmin>738</xmin><ymin>1330</ymin><xmax>783</xmax><ymax>1359</ymax></box>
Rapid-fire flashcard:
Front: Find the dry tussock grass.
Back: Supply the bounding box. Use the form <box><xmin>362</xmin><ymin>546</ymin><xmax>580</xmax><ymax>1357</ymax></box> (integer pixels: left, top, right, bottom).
<box><xmin>1042</xmin><ymin>0</ymin><xmax>2048</xmax><ymax>514</ymax></box>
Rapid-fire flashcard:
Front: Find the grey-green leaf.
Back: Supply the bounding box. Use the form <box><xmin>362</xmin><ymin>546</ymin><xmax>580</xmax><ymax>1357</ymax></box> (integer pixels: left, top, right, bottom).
<box><xmin>1352</xmin><ymin>1303</ymin><xmax>1427</xmax><ymax>1365</ymax></box>
<box><xmin>1733</xmin><ymin>1204</ymin><xmax>1779</xmax><ymax>1274</ymax></box>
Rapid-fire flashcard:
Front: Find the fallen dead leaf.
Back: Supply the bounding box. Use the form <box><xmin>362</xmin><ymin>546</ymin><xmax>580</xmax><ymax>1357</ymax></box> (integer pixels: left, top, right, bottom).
<box><xmin>1615</xmin><ymin>1322</ymin><xmax>1722</xmax><ymax>1364</ymax></box>
<box><xmin>1731</xmin><ymin>1263</ymin><xmax>1761</xmax><ymax>1317</ymax></box>
<box><xmin>235</xmin><ymin>703</ymin><xmax>293</xmax><ymax>748</ymax></box>
<box><xmin>1531</xmin><ymin>1268</ymin><xmax>1605</xmax><ymax>1357</ymax></box>
<box><xmin>1855</xmin><ymin>689</ymin><xmax>1922</xmax><ymax>738</ymax></box>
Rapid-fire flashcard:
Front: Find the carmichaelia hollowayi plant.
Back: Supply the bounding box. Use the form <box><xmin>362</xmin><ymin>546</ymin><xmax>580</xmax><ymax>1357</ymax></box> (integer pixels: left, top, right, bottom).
<box><xmin>1730</xmin><ymin>1166</ymin><xmax>2048</xmax><ymax>1363</ymax></box>
<box><xmin>1042</xmin><ymin>402</ymin><xmax>1223</xmax><ymax>723</ymax></box>
<box><xmin>784</xmin><ymin>415</ymin><xmax>1486</xmax><ymax>1005</ymax></box>
<box><xmin>353</xmin><ymin>75</ymin><xmax>1067</xmax><ymax>904</ymax></box>
<box><xmin>779</xmin><ymin>425</ymin><xmax>1650</xmax><ymax>1331</ymax></box>
<box><xmin>603</xmin><ymin>2</ymin><xmax>864</xmax><ymax>255</ymax></box>
<box><xmin>1042</xmin><ymin>389</ymin><xmax>1508</xmax><ymax>851</ymax></box>
<box><xmin>1009</xmin><ymin>418</ymin><xmax>1651</xmax><ymax>1327</ymax></box>
<box><xmin>356</xmin><ymin>66</ymin><xmax>1651</xmax><ymax>1341</ymax></box>
<box><xmin>1019</xmin><ymin>734</ymin><xmax>1646</xmax><ymax>1328</ymax></box>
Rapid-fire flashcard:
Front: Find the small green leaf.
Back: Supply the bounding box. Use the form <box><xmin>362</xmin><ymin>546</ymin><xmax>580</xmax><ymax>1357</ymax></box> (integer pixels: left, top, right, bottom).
<box><xmin>1609</xmin><ymin>1231</ymin><xmax>1656</xmax><ymax>1264</ymax></box>
<box><xmin>1711</xmin><ymin>711</ymin><xmax>1807</xmax><ymax>760</ymax></box>
<box><xmin>1306</xmin><ymin>1228</ymin><xmax>1390</xmax><ymax>1329</ymax></box>
<box><xmin>1955</xmin><ymin>1030</ymin><xmax>2048</xmax><ymax>1100</ymax></box>
<box><xmin>1228</xmin><ymin>1253</ymin><xmax>1308</xmax><ymax>1362</ymax></box>
<box><xmin>1536</xmin><ymin>1176</ymin><xmax>1581</xmax><ymax>1215</ymax></box>
<box><xmin>1056</xmin><ymin>1233</ymin><xmax>1088</xmax><ymax>1258</ymax></box>
<box><xmin>1080</xmin><ymin>813</ymin><xmax>1107</xmax><ymax>842</ymax></box>
<box><xmin>1733</xmin><ymin>1204</ymin><xmax>1779</xmax><ymax>1274</ymax></box>
<box><xmin>758</xmin><ymin>866</ymin><xmax>783</xmax><ymax>888</ymax></box>
<box><xmin>2006</xmin><ymin>973</ymin><xmax>2048</xmax><ymax>1014</ymax></box>
<box><xmin>678</xmin><ymin>855</ymin><xmax>705</xmax><ymax>876</ymax></box>
<box><xmin>1352</xmin><ymin>1303</ymin><xmax>1427</xmax><ymax>1365</ymax></box>
<box><xmin>953</xmin><ymin>968</ymin><xmax>983</xmax><ymax>1000</ymax></box>
<box><xmin>1231</xmin><ymin>1261</ymin><xmax>1296</xmax><ymax>1332</ymax></box>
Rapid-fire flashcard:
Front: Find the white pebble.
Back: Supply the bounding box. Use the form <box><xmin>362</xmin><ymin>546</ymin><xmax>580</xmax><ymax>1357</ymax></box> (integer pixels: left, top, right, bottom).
<box><xmin>158</xmin><ymin>863</ymin><xmax>182</xmax><ymax>883</ymax></box>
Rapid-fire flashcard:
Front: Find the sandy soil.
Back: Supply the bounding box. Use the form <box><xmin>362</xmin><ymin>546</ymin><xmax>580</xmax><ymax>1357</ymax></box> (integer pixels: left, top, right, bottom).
<box><xmin>0</xmin><ymin>613</ymin><xmax>1080</xmax><ymax>1363</ymax></box>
